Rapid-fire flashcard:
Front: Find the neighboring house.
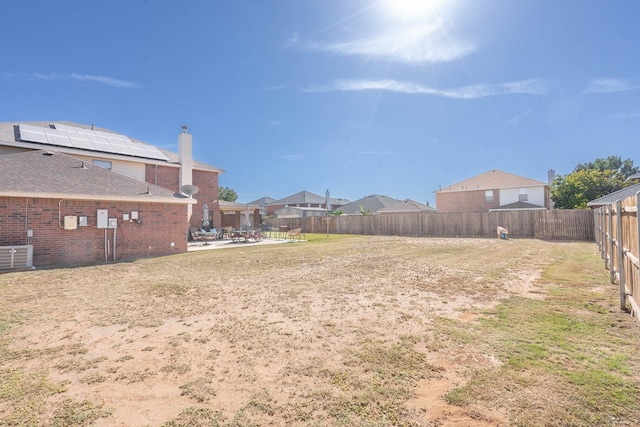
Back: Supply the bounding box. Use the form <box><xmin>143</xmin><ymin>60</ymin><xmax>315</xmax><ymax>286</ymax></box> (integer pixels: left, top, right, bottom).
<box><xmin>338</xmin><ymin>195</ymin><xmax>399</xmax><ymax>215</ymax></box>
<box><xmin>0</xmin><ymin>150</ymin><xmax>194</xmax><ymax>268</ymax></box>
<box><xmin>248</xmin><ymin>196</ymin><xmax>275</xmax><ymax>217</ymax></box>
<box><xmin>434</xmin><ymin>170</ymin><xmax>551</xmax><ymax>213</ymax></box>
<box><xmin>266</xmin><ymin>191</ymin><xmax>350</xmax><ymax>216</ymax></box>
<box><xmin>273</xmin><ymin>206</ymin><xmax>327</xmax><ymax>218</ymax></box>
<box><xmin>586</xmin><ymin>183</ymin><xmax>640</xmax><ymax>209</ymax></box>
<box><xmin>378</xmin><ymin>199</ymin><xmax>437</xmax><ymax>214</ymax></box>
<box><xmin>0</xmin><ymin>121</ymin><xmax>224</xmax><ymax>230</ymax></box>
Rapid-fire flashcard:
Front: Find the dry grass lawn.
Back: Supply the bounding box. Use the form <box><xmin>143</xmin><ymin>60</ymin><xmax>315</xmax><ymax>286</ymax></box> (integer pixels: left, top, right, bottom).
<box><xmin>1</xmin><ymin>235</ymin><xmax>639</xmax><ymax>426</ymax></box>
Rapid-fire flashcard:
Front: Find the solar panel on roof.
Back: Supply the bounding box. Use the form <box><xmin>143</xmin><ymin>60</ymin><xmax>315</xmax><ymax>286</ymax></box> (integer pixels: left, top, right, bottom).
<box><xmin>74</xmin><ymin>128</ymin><xmax>96</xmax><ymax>136</ymax></box>
<box><xmin>68</xmin><ymin>136</ymin><xmax>95</xmax><ymax>150</ymax></box>
<box><xmin>52</xmin><ymin>123</ymin><xmax>77</xmax><ymax>132</ymax></box>
<box><xmin>18</xmin><ymin>123</ymin><xmax>169</xmax><ymax>161</ymax></box>
<box><xmin>18</xmin><ymin>125</ymin><xmax>48</xmax><ymax>144</ymax></box>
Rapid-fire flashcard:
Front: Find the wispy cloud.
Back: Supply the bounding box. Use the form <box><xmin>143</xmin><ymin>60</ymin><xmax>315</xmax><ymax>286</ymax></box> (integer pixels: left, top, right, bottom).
<box><xmin>305</xmin><ymin>78</ymin><xmax>548</xmax><ymax>99</ymax></box>
<box><xmin>284</xmin><ymin>32</ymin><xmax>301</xmax><ymax>49</ymax></box>
<box><xmin>269</xmin><ymin>120</ymin><xmax>282</xmax><ymax>126</ymax></box>
<box><xmin>31</xmin><ymin>72</ymin><xmax>140</xmax><ymax>88</ymax></box>
<box><xmin>69</xmin><ymin>73</ymin><xmax>139</xmax><ymax>88</ymax></box>
<box><xmin>287</xmin><ymin>21</ymin><xmax>476</xmax><ymax>64</ymax></box>
<box><xmin>264</xmin><ymin>84</ymin><xmax>284</xmax><ymax>90</ymax></box>
<box><xmin>280</xmin><ymin>154</ymin><xmax>303</xmax><ymax>160</ymax></box>
<box><xmin>504</xmin><ymin>109</ymin><xmax>532</xmax><ymax>126</ymax></box>
<box><xmin>583</xmin><ymin>78</ymin><xmax>639</xmax><ymax>94</ymax></box>
<box><xmin>33</xmin><ymin>72</ymin><xmax>59</xmax><ymax>81</ymax></box>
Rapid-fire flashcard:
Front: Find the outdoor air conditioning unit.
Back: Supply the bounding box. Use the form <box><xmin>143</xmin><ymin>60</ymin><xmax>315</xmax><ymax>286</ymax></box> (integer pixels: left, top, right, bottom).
<box><xmin>0</xmin><ymin>245</ymin><xmax>34</xmax><ymax>270</ymax></box>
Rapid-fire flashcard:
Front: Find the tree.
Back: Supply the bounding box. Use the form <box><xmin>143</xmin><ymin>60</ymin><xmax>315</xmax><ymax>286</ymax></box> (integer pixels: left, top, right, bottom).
<box><xmin>574</xmin><ymin>156</ymin><xmax>638</xmax><ymax>178</ymax></box>
<box><xmin>359</xmin><ymin>205</ymin><xmax>371</xmax><ymax>215</ymax></box>
<box><xmin>218</xmin><ymin>186</ymin><xmax>238</xmax><ymax>202</ymax></box>
<box><xmin>551</xmin><ymin>156</ymin><xmax>637</xmax><ymax>209</ymax></box>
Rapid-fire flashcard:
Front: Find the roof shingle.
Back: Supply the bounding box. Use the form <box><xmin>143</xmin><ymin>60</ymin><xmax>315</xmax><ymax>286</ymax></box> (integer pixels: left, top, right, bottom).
<box><xmin>0</xmin><ymin>150</ymin><xmax>192</xmax><ymax>203</ymax></box>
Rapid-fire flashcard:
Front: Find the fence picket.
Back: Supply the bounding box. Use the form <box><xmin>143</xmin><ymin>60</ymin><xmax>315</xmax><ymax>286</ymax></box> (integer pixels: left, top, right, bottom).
<box><xmin>267</xmin><ymin>210</ymin><xmax>594</xmax><ymax>240</ymax></box>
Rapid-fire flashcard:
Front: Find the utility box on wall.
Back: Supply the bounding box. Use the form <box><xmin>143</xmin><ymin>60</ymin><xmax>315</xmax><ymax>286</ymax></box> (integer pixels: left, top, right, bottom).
<box><xmin>97</xmin><ymin>209</ymin><xmax>109</xmax><ymax>229</ymax></box>
<box><xmin>64</xmin><ymin>216</ymin><xmax>78</xmax><ymax>230</ymax></box>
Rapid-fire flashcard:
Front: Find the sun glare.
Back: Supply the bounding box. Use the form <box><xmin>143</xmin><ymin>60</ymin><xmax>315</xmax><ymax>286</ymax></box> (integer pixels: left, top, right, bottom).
<box><xmin>382</xmin><ymin>0</ymin><xmax>448</xmax><ymax>22</ymax></box>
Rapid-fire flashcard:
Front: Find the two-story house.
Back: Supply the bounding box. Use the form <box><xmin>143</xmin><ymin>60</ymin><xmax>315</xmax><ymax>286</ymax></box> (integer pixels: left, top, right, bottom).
<box><xmin>434</xmin><ymin>169</ymin><xmax>552</xmax><ymax>213</ymax></box>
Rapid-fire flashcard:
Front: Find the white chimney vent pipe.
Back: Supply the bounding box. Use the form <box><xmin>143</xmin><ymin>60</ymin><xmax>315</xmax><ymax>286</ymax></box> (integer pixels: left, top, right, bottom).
<box><xmin>179</xmin><ymin>127</ymin><xmax>193</xmax><ymax>192</ymax></box>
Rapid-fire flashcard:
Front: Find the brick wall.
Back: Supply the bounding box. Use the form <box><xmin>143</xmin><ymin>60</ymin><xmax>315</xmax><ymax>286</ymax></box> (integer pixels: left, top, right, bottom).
<box><xmin>435</xmin><ymin>189</ymin><xmax>501</xmax><ymax>213</ymax></box>
<box><xmin>192</xmin><ymin>169</ymin><xmax>220</xmax><ymax>229</ymax></box>
<box><xmin>146</xmin><ymin>164</ymin><xmax>179</xmax><ymax>192</ymax></box>
<box><xmin>145</xmin><ymin>165</ymin><xmax>220</xmax><ymax>230</ymax></box>
<box><xmin>0</xmin><ymin>197</ymin><xmax>188</xmax><ymax>267</ymax></box>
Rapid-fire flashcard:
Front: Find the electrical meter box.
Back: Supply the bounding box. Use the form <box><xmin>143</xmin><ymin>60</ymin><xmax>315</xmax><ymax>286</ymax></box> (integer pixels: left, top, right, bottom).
<box><xmin>108</xmin><ymin>218</ymin><xmax>118</xmax><ymax>229</ymax></box>
<box><xmin>97</xmin><ymin>209</ymin><xmax>109</xmax><ymax>229</ymax></box>
<box><xmin>64</xmin><ymin>215</ymin><xmax>78</xmax><ymax>230</ymax></box>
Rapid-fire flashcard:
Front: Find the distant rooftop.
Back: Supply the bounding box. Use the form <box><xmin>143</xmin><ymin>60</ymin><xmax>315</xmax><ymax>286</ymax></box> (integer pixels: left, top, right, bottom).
<box><xmin>436</xmin><ymin>169</ymin><xmax>548</xmax><ymax>193</ymax></box>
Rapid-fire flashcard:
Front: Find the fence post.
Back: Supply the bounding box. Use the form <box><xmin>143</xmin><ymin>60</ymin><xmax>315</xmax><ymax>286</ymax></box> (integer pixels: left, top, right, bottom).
<box><xmin>616</xmin><ymin>200</ymin><xmax>626</xmax><ymax>310</ymax></box>
<box><xmin>608</xmin><ymin>205</ymin><xmax>614</xmax><ymax>283</ymax></box>
<box><xmin>637</xmin><ymin>192</ymin><xmax>640</xmax><ymax>303</ymax></box>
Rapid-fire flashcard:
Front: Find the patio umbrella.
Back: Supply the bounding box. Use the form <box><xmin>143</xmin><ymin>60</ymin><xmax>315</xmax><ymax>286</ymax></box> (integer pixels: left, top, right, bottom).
<box><xmin>202</xmin><ymin>203</ymin><xmax>210</xmax><ymax>229</ymax></box>
<box><xmin>243</xmin><ymin>205</ymin><xmax>251</xmax><ymax>229</ymax></box>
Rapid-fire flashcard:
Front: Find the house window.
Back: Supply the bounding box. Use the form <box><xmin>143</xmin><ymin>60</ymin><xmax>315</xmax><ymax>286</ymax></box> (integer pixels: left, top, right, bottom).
<box><xmin>92</xmin><ymin>159</ymin><xmax>112</xmax><ymax>170</ymax></box>
<box><xmin>485</xmin><ymin>190</ymin><xmax>494</xmax><ymax>203</ymax></box>
<box><xmin>519</xmin><ymin>188</ymin><xmax>528</xmax><ymax>202</ymax></box>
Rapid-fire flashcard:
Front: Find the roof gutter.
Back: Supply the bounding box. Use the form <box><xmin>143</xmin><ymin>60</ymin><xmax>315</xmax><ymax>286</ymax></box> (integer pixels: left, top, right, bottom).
<box><xmin>0</xmin><ymin>191</ymin><xmax>196</xmax><ymax>204</ymax></box>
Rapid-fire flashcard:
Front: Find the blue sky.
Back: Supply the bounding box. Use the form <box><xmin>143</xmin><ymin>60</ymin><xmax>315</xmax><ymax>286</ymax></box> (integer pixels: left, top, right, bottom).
<box><xmin>1</xmin><ymin>1</ymin><xmax>638</xmax><ymax>205</ymax></box>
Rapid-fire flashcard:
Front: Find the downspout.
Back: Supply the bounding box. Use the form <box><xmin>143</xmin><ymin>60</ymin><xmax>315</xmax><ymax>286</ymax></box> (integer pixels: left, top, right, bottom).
<box><xmin>25</xmin><ymin>198</ymin><xmax>29</xmax><ymax>245</ymax></box>
<box><xmin>58</xmin><ymin>200</ymin><xmax>65</xmax><ymax>228</ymax></box>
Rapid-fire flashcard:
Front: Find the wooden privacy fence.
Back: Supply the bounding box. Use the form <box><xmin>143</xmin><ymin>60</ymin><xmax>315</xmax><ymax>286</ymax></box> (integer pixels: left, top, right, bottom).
<box><xmin>266</xmin><ymin>209</ymin><xmax>594</xmax><ymax>240</ymax></box>
<box><xmin>594</xmin><ymin>193</ymin><xmax>640</xmax><ymax>323</ymax></box>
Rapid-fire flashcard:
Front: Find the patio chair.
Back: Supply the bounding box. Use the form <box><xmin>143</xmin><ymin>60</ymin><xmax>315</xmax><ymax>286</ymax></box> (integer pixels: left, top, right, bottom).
<box><xmin>251</xmin><ymin>230</ymin><xmax>263</xmax><ymax>242</ymax></box>
<box><xmin>287</xmin><ymin>228</ymin><xmax>303</xmax><ymax>241</ymax></box>
<box><xmin>190</xmin><ymin>227</ymin><xmax>204</xmax><ymax>242</ymax></box>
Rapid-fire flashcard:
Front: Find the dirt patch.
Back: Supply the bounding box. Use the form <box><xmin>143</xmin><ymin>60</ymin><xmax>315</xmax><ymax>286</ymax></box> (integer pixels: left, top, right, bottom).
<box><xmin>408</xmin><ymin>355</ymin><xmax>507</xmax><ymax>427</ymax></box>
<box><xmin>0</xmin><ymin>236</ymin><xmax>635</xmax><ymax>426</ymax></box>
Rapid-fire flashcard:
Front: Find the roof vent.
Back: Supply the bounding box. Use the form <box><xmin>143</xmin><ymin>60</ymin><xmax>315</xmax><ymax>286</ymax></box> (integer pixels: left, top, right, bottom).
<box><xmin>42</xmin><ymin>151</ymin><xmax>54</xmax><ymax>156</ymax></box>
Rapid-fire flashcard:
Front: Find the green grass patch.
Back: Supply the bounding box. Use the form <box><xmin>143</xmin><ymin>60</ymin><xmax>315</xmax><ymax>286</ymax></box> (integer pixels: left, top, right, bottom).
<box><xmin>303</xmin><ymin>233</ymin><xmax>357</xmax><ymax>243</ymax></box>
<box><xmin>0</xmin><ymin>369</ymin><xmax>67</xmax><ymax>426</ymax></box>
<box><xmin>50</xmin><ymin>398</ymin><xmax>114</xmax><ymax>426</ymax></box>
<box><xmin>443</xmin><ymin>245</ymin><xmax>640</xmax><ymax>425</ymax></box>
<box><xmin>284</xmin><ymin>339</ymin><xmax>437</xmax><ymax>426</ymax></box>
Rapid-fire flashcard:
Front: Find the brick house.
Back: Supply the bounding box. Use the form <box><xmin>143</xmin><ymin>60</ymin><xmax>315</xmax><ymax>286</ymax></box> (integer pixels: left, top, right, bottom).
<box><xmin>0</xmin><ymin>150</ymin><xmax>195</xmax><ymax>267</ymax></box>
<box><xmin>0</xmin><ymin>121</ymin><xmax>224</xmax><ymax>231</ymax></box>
<box><xmin>0</xmin><ymin>121</ymin><xmax>223</xmax><ymax>268</ymax></box>
<box><xmin>434</xmin><ymin>169</ymin><xmax>551</xmax><ymax>213</ymax></box>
